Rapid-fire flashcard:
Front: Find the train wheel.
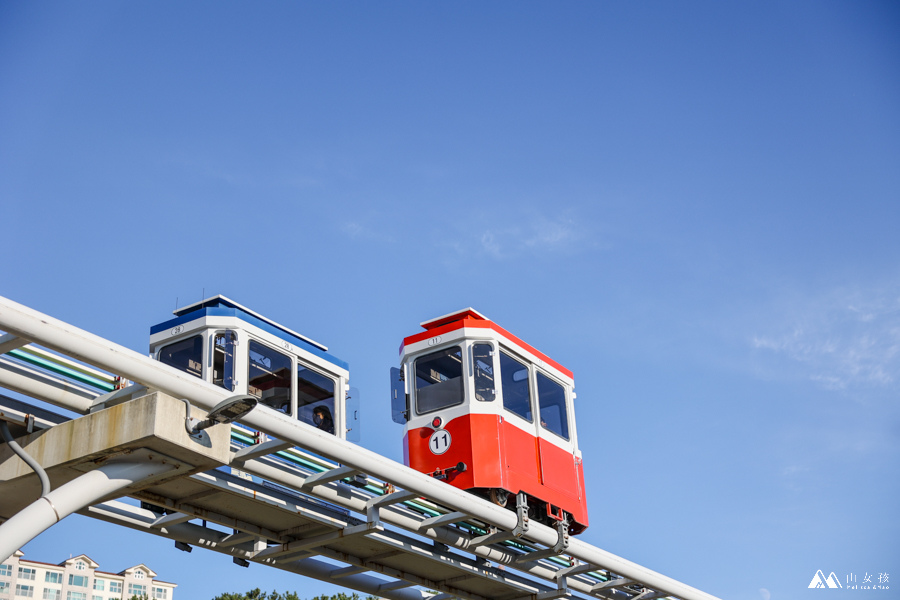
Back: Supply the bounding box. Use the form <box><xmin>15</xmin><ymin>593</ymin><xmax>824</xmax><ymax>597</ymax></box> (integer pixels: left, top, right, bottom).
<box><xmin>489</xmin><ymin>488</ymin><xmax>509</xmax><ymax>507</ymax></box>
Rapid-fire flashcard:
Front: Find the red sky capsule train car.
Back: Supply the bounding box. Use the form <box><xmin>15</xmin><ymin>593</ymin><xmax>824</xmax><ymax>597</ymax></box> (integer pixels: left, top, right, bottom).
<box><xmin>392</xmin><ymin>309</ymin><xmax>589</xmax><ymax>534</ymax></box>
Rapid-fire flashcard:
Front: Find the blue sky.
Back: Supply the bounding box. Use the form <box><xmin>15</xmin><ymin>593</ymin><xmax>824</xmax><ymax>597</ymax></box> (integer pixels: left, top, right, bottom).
<box><xmin>1</xmin><ymin>2</ymin><xmax>898</xmax><ymax>599</ymax></box>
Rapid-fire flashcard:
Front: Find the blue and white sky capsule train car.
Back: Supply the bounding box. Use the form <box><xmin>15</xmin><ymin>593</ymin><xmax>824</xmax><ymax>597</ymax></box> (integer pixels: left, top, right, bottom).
<box><xmin>149</xmin><ymin>296</ymin><xmax>358</xmax><ymax>441</ymax></box>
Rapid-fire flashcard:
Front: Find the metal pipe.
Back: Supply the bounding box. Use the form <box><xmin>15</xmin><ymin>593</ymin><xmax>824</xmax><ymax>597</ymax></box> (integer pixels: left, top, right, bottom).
<box><xmin>0</xmin><ymin>295</ymin><xmax>226</xmax><ymax>413</ymax></box>
<box><xmin>0</xmin><ymin>460</ymin><xmax>177</xmax><ymax>562</ymax></box>
<box><xmin>0</xmin><ymin>420</ymin><xmax>51</xmax><ymax>497</ymax></box>
<box><xmin>0</xmin><ymin>357</ymin><xmax>96</xmax><ymax>412</ymax></box>
<box><xmin>242</xmin><ymin>413</ymin><xmax>718</xmax><ymax>600</ymax></box>
<box><xmin>83</xmin><ymin>500</ymin><xmax>433</xmax><ymax>600</ymax></box>
<box><xmin>240</xmin><ymin>458</ymin><xmax>608</xmax><ymax>598</ymax></box>
<box><xmin>8</xmin><ymin>347</ymin><xmax>115</xmax><ymax>392</ymax></box>
<box><xmin>0</xmin><ymin>294</ymin><xmax>720</xmax><ymax>600</ymax></box>
<box><xmin>0</xmin><ymin>333</ymin><xmax>28</xmax><ymax>355</ymax></box>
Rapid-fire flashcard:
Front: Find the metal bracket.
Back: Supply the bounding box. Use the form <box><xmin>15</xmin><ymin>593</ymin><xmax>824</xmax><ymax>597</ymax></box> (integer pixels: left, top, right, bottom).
<box><xmin>232</xmin><ymin>438</ymin><xmax>294</xmax><ymax>462</ymax></box>
<box><xmin>543</xmin><ymin>575</ymin><xmax>572</xmax><ymax>600</ymax></box>
<box><xmin>516</xmin><ymin>517</ymin><xmax>569</xmax><ymax>563</ymax></box>
<box><xmin>554</xmin><ymin>560</ymin><xmax>595</xmax><ymax>580</ymax></box>
<box><xmin>365</xmin><ymin>488</ymin><xmax>417</xmax><ymax>527</ymax></box>
<box><xmin>88</xmin><ymin>384</ymin><xmax>148</xmax><ymax>412</ymax></box>
<box><xmin>631</xmin><ymin>591</ymin><xmax>669</xmax><ymax>600</ymax></box>
<box><xmin>470</xmin><ymin>492</ymin><xmax>530</xmax><ymax>548</ymax></box>
<box><xmin>252</xmin><ymin>521</ymin><xmax>382</xmax><ymax>562</ymax></box>
<box><xmin>510</xmin><ymin>575</ymin><xmax>571</xmax><ymax>600</ymax></box>
<box><xmin>418</xmin><ymin>510</ymin><xmax>470</xmax><ymax>531</ymax></box>
<box><xmin>299</xmin><ymin>466</ymin><xmax>359</xmax><ymax>490</ymax></box>
<box><xmin>430</xmin><ymin>461</ymin><xmax>467</xmax><ymax>481</ymax></box>
<box><xmin>591</xmin><ymin>577</ymin><xmax>634</xmax><ymax>593</ymax></box>
<box><xmin>513</xmin><ymin>492</ymin><xmax>530</xmax><ymax>538</ymax></box>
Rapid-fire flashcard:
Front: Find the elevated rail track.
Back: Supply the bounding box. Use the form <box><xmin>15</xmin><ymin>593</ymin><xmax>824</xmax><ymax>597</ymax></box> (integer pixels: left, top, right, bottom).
<box><xmin>0</xmin><ymin>295</ymin><xmax>720</xmax><ymax>600</ymax></box>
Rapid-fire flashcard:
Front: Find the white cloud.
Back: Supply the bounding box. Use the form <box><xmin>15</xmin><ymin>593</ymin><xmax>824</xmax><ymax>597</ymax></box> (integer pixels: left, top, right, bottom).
<box><xmin>481</xmin><ymin>231</ymin><xmax>502</xmax><ymax>259</ymax></box>
<box><xmin>340</xmin><ymin>221</ymin><xmax>395</xmax><ymax>243</ymax></box>
<box><xmin>452</xmin><ymin>210</ymin><xmax>586</xmax><ymax>261</ymax></box>
<box><xmin>751</xmin><ymin>284</ymin><xmax>900</xmax><ymax>390</ymax></box>
<box><xmin>342</xmin><ymin>222</ymin><xmax>363</xmax><ymax>237</ymax></box>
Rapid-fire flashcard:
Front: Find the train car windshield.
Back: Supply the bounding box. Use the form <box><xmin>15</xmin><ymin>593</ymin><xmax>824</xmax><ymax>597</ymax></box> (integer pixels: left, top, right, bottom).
<box><xmin>297</xmin><ymin>365</ymin><xmax>336</xmax><ymax>434</ymax></box>
<box><xmin>500</xmin><ymin>351</ymin><xmax>532</xmax><ymax>421</ymax></box>
<box><xmin>159</xmin><ymin>335</ymin><xmax>203</xmax><ymax>379</ymax></box>
<box><xmin>248</xmin><ymin>340</ymin><xmax>292</xmax><ymax>415</ymax></box>
<box><xmin>415</xmin><ymin>346</ymin><xmax>464</xmax><ymax>414</ymax></box>
<box><xmin>537</xmin><ymin>372</ymin><xmax>569</xmax><ymax>440</ymax></box>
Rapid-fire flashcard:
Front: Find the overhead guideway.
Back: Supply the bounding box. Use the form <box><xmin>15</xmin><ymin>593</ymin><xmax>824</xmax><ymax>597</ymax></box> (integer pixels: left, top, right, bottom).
<box><xmin>0</xmin><ymin>294</ymin><xmax>721</xmax><ymax>600</ymax></box>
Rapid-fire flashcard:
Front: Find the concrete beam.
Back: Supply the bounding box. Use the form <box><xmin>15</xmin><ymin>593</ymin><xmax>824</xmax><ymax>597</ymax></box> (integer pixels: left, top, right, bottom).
<box><xmin>0</xmin><ymin>392</ymin><xmax>232</xmax><ymax>521</ymax></box>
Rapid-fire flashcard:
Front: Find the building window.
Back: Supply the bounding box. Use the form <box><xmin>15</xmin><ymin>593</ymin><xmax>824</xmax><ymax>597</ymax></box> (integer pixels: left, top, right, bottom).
<box><xmin>0</xmin><ymin>564</ymin><xmax>11</xmax><ymax>577</ymax></box>
<box><xmin>17</xmin><ymin>569</ymin><xmax>35</xmax><ymax>582</ymax></box>
<box><xmin>92</xmin><ymin>596</ymin><xmax>102</xmax><ymax>600</ymax></box>
<box><xmin>133</xmin><ymin>571</ymin><xmax>144</xmax><ymax>581</ymax></box>
<box><xmin>152</xmin><ymin>588</ymin><xmax>168</xmax><ymax>599</ymax></box>
<box><xmin>92</xmin><ymin>580</ymin><xmax>103</xmax><ymax>592</ymax></box>
<box><xmin>45</xmin><ymin>573</ymin><xmax>62</xmax><ymax>585</ymax></box>
<box><xmin>15</xmin><ymin>585</ymin><xmax>34</xmax><ymax>598</ymax></box>
<box><xmin>65</xmin><ymin>593</ymin><xmax>86</xmax><ymax>600</ymax></box>
<box><xmin>109</xmin><ymin>582</ymin><xmax>122</xmax><ymax>594</ymax></box>
<box><xmin>42</xmin><ymin>590</ymin><xmax>60</xmax><ymax>600</ymax></box>
<box><xmin>127</xmin><ymin>584</ymin><xmax>145</xmax><ymax>597</ymax></box>
<box><xmin>0</xmin><ymin>582</ymin><xmax>9</xmax><ymax>594</ymax></box>
<box><xmin>74</xmin><ymin>562</ymin><xmax>86</xmax><ymax>572</ymax></box>
<box><xmin>67</xmin><ymin>576</ymin><xmax>88</xmax><ymax>588</ymax></box>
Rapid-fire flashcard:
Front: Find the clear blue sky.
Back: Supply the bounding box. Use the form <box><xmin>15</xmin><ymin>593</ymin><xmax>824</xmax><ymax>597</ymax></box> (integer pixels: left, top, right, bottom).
<box><xmin>1</xmin><ymin>2</ymin><xmax>898</xmax><ymax>599</ymax></box>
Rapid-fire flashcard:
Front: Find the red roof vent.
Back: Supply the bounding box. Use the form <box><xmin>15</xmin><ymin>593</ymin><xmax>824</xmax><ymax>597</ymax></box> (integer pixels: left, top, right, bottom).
<box><xmin>420</xmin><ymin>307</ymin><xmax>489</xmax><ymax>330</ymax></box>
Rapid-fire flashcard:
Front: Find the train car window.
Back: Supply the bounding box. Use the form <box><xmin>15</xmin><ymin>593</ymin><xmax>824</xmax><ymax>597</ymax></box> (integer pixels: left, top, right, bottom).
<box><xmin>158</xmin><ymin>335</ymin><xmax>203</xmax><ymax>379</ymax></box>
<box><xmin>248</xmin><ymin>340</ymin><xmax>292</xmax><ymax>415</ymax></box>
<box><xmin>212</xmin><ymin>331</ymin><xmax>236</xmax><ymax>391</ymax></box>
<box><xmin>415</xmin><ymin>346</ymin><xmax>464</xmax><ymax>414</ymax></box>
<box><xmin>473</xmin><ymin>343</ymin><xmax>495</xmax><ymax>402</ymax></box>
<box><xmin>537</xmin><ymin>372</ymin><xmax>569</xmax><ymax>440</ymax></box>
<box><xmin>297</xmin><ymin>364</ymin><xmax>336</xmax><ymax>435</ymax></box>
<box><xmin>500</xmin><ymin>351</ymin><xmax>532</xmax><ymax>421</ymax></box>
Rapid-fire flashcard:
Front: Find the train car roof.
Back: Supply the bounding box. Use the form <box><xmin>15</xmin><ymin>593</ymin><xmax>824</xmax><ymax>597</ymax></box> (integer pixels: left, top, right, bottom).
<box><xmin>151</xmin><ymin>295</ymin><xmax>349</xmax><ymax>371</ymax></box>
<box><xmin>420</xmin><ymin>307</ymin><xmax>489</xmax><ymax>329</ymax></box>
<box><xmin>404</xmin><ymin>308</ymin><xmax>573</xmax><ymax>379</ymax></box>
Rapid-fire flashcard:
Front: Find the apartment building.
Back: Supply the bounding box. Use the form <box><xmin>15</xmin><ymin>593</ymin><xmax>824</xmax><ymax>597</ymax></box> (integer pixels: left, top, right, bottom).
<box><xmin>0</xmin><ymin>551</ymin><xmax>176</xmax><ymax>600</ymax></box>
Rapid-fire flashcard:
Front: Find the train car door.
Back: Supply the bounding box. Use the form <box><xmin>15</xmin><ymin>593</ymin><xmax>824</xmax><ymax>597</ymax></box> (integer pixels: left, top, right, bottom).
<box><xmin>534</xmin><ymin>370</ymin><xmax>579</xmax><ymax>498</ymax></box>
<box><xmin>498</xmin><ymin>350</ymin><xmax>540</xmax><ymax>490</ymax></box>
